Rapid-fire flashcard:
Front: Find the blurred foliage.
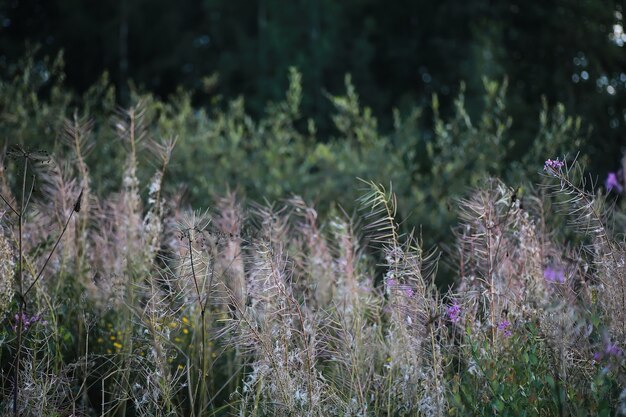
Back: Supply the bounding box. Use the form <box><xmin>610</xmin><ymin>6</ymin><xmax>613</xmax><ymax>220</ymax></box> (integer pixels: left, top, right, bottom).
<box><xmin>0</xmin><ymin>0</ymin><xmax>623</xmax><ymax>171</ymax></box>
<box><xmin>0</xmin><ymin>52</ymin><xmax>587</xmax><ymax>256</ymax></box>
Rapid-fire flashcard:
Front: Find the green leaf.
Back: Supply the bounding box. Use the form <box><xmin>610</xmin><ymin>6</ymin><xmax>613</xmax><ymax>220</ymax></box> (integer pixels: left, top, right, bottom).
<box><xmin>493</xmin><ymin>399</ymin><xmax>505</xmax><ymax>413</ymax></box>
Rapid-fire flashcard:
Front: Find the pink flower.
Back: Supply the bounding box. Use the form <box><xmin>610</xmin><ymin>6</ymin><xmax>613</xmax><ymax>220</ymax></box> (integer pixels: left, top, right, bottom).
<box><xmin>12</xmin><ymin>312</ymin><xmax>45</xmax><ymax>332</ymax></box>
<box><xmin>403</xmin><ymin>286</ymin><xmax>415</xmax><ymax>298</ymax></box>
<box><xmin>498</xmin><ymin>320</ymin><xmax>512</xmax><ymax>337</ymax></box>
<box><xmin>605</xmin><ymin>172</ymin><xmax>623</xmax><ymax>193</ymax></box>
<box><xmin>544</xmin><ymin>266</ymin><xmax>565</xmax><ymax>283</ymax></box>
<box><xmin>593</xmin><ymin>341</ymin><xmax>623</xmax><ymax>362</ymax></box>
<box><xmin>544</xmin><ymin>158</ymin><xmax>565</xmax><ymax>173</ymax></box>
<box><xmin>446</xmin><ymin>303</ymin><xmax>461</xmax><ymax>323</ymax></box>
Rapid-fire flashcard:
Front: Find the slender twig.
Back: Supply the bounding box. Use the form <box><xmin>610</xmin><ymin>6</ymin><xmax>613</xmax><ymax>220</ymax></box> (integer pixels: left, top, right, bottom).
<box><xmin>0</xmin><ymin>192</ymin><xmax>18</xmax><ymax>216</ymax></box>
<box><xmin>186</xmin><ymin>229</ymin><xmax>216</xmax><ymax>413</ymax></box>
<box><xmin>13</xmin><ymin>156</ymin><xmax>28</xmax><ymax>416</ymax></box>
<box><xmin>23</xmin><ymin>189</ymin><xmax>82</xmax><ymax>298</ymax></box>
<box><xmin>187</xmin><ymin>232</ymin><xmax>205</xmax><ymax>312</ymax></box>
<box><xmin>22</xmin><ymin>175</ymin><xmax>35</xmax><ymax>216</ymax></box>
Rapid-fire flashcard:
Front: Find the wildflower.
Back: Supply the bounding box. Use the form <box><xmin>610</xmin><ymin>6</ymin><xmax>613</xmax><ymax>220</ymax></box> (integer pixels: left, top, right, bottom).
<box><xmin>113</xmin><ymin>342</ymin><xmax>123</xmax><ymax>349</ymax></box>
<box><xmin>605</xmin><ymin>172</ymin><xmax>623</xmax><ymax>193</ymax></box>
<box><xmin>403</xmin><ymin>286</ymin><xmax>415</xmax><ymax>298</ymax></box>
<box><xmin>446</xmin><ymin>303</ymin><xmax>461</xmax><ymax>323</ymax></box>
<box><xmin>544</xmin><ymin>158</ymin><xmax>565</xmax><ymax>173</ymax></box>
<box><xmin>606</xmin><ymin>342</ymin><xmax>622</xmax><ymax>357</ymax></box>
<box><xmin>544</xmin><ymin>266</ymin><xmax>565</xmax><ymax>283</ymax></box>
<box><xmin>12</xmin><ymin>312</ymin><xmax>45</xmax><ymax>332</ymax></box>
<box><xmin>498</xmin><ymin>320</ymin><xmax>512</xmax><ymax>337</ymax></box>
<box><xmin>593</xmin><ymin>341</ymin><xmax>623</xmax><ymax>362</ymax></box>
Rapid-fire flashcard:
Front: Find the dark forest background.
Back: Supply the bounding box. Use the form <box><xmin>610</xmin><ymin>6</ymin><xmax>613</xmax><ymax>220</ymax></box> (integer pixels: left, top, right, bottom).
<box><xmin>1</xmin><ymin>0</ymin><xmax>626</xmax><ymax>249</ymax></box>
<box><xmin>2</xmin><ymin>0</ymin><xmax>625</xmax><ymax>146</ymax></box>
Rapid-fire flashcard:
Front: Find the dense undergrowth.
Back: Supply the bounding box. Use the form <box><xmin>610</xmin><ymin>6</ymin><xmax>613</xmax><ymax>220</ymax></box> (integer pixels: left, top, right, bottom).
<box><xmin>2</xmin><ymin>53</ymin><xmax>626</xmax><ymax>416</ymax></box>
<box><xmin>1</xmin><ymin>126</ymin><xmax>626</xmax><ymax>416</ymax></box>
<box><xmin>0</xmin><ymin>51</ymin><xmax>589</xmax><ymax>249</ymax></box>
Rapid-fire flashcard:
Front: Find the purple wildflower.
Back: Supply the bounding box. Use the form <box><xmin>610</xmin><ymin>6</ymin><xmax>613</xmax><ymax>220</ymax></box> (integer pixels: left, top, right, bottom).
<box><xmin>446</xmin><ymin>303</ymin><xmax>461</xmax><ymax>323</ymax></box>
<box><xmin>384</xmin><ymin>278</ymin><xmax>396</xmax><ymax>296</ymax></box>
<box><xmin>594</xmin><ymin>342</ymin><xmax>623</xmax><ymax>362</ymax></box>
<box><xmin>544</xmin><ymin>158</ymin><xmax>565</xmax><ymax>173</ymax></box>
<box><xmin>605</xmin><ymin>172</ymin><xmax>623</xmax><ymax>193</ymax></box>
<box><xmin>402</xmin><ymin>286</ymin><xmax>414</xmax><ymax>298</ymax></box>
<box><xmin>544</xmin><ymin>266</ymin><xmax>565</xmax><ymax>283</ymax></box>
<box><xmin>498</xmin><ymin>320</ymin><xmax>512</xmax><ymax>337</ymax></box>
<box><xmin>12</xmin><ymin>312</ymin><xmax>45</xmax><ymax>332</ymax></box>
<box><xmin>606</xmin><ymin>343</ymin><xmax>622</xmax><ymax>357</ymax></box>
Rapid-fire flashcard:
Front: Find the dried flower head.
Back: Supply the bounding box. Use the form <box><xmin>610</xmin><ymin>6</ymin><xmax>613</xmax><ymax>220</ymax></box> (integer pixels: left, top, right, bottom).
<box><xmin>0</xmin><ymin>233</ymin><xmax>14</xmax><ymax>319</ymax></box>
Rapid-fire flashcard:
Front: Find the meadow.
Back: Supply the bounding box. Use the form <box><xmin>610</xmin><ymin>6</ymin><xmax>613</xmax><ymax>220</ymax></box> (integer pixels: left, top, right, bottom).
<box><xmin>1</xmin><ymin>56</ymin><xmax>626</xmax><ymax>416</ymax></box>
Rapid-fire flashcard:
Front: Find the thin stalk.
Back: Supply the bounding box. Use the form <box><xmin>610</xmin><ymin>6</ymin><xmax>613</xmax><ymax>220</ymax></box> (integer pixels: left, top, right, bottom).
<box><xmin>430</xmin><ymin>323</ymin><xmax>441</xmax><ymax>416</ymax></box>
<box><xmin>187</xmin><ymin>232</ymin><xmax>215</xmax><ymax>414</ymax></box>
<box><xmin>13</xmin><ymin>157</ymin><xmax>27</xmax><ymax>416</ymax></box>
<box><xmin>0</xmin><ymin>192</ymin><xmax>18</xmax><ymax>216</ymax></box>
<box><xmin>23</xmin><ymin>192</ymin><xmax>80</xmax><ymax>297</ymax></box>
<box><xmin>486</xmin><ymin>202</ymin><xmax>496</xmax><ymax>345</ymax></box>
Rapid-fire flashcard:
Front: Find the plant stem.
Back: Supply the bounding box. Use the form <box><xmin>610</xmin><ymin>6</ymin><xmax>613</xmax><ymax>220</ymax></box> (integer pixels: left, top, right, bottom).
<box><xmin>13</xmin><ymin>157</ymin><xmax>27</xmax><ymax>416</ymax></box>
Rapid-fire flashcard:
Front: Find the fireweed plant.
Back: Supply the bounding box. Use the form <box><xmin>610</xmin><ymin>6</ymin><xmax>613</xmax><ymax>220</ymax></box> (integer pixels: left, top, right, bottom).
<box><xmin>1</xmin><ymin>112</ymin><xmax>626</xmax><ymax>416</ymax></box>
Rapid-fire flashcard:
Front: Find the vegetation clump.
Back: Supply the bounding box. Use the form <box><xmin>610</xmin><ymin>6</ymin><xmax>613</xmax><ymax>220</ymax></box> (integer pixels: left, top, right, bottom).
<box><xmin>1</xmin><ymin>56</ymin><xmax>626</xmax><ymax>416</ymax></box>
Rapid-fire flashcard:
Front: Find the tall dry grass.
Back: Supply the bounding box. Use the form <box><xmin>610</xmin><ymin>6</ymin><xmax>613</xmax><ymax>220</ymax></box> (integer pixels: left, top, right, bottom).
<box><xmin>1</xmin><ymin>107</ymin><xmax>625</xmax><ymax>416</ymax></box>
